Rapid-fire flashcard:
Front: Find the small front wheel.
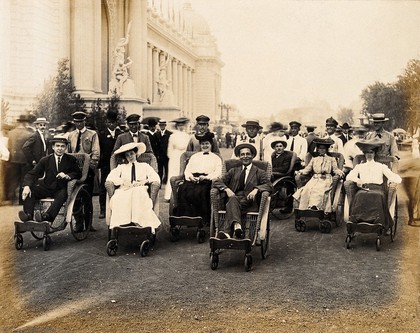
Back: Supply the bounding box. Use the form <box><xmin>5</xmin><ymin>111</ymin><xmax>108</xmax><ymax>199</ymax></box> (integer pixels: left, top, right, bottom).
<box><xmin>106</xmin><ymin>239</ymin><xmax>118</xmax><ymax>256</ymax></box>
<box><xmin>169</xmin><ymin>227</ymin><xmax>180</xmax><ymax>242</ymax></box>
<box><xmin>244</xmin><ymin>254</ymin><xmax>253</xmax><ymax>272</ymax></box>
<box><xmin>140</xmin><ymin>240</ymin><xmax>150</xmax><ymax>257</ymax></box>
<box><xmin>376</xmin><ymin>237</ymin><xmax>381</xmax><ymax>251</ymax></box>
<box><xmin>295</xmin><ymin>220</ymin><xmax>306</xmax><ymax>232</ymax></box>
<box><xmin>320</xmin><ymin>221</ymin><xmax>332</xmax><ymax>233</ymax></box>
<box><xmin>197</xmin><ymin>229</ymin><xmax>206</xmax><ymax>243</ymax></box>
<box><xmin>43</xmin><ymin>235</ymin><xmax>51</xmax><ymax>251</ymax></box>
<box><xmin>210</xmin><ymin>253</ymin><xmax>219</xmax><ymax>270</ymax></box>
<box><xmin>345</xmin><ymin>235</ymin><xmax>351</xmax><ymax>249</ymax></box>
<box><xmin>15</xmin><ymin>234</ymin><xmax>23</xmax><ymax>250</ymax></box>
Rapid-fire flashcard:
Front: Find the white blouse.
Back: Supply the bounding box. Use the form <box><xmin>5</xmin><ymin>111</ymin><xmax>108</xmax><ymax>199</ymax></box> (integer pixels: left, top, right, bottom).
<box><xmin>184</xmin><ymin>152</ymin><xmax>222</xmax><ymax>180</ymax></box>
<box><xmin>107</xmin><ymin>162</ymin><xmax>161</xmax><ymax>186</ymax></box>
<box><xmin>346</xmin><ymin>160</ymin><xmax>402</xmax><ymax>185</ymax></box>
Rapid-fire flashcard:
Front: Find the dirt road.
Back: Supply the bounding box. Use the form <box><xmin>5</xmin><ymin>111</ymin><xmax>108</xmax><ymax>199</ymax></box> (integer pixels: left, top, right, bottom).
<box><xmin>0</xmin><ymin>150</ymin><xmax>418</xmax><ymax>332</ymax></box>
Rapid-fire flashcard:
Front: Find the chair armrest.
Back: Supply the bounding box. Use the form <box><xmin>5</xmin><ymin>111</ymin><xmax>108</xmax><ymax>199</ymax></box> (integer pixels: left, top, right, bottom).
<box><xmin>66</xmin><ymin>179</ymin><xmax>77</xmax><ymax>206</ymax></box>
<box><xmin>104</xmin><ymin>180</ymin><xmax>116</xmax><ymax>198</ymax></box>
<box><xmin>170</xmin><ymin>175</ymin><xmax>185</xmax><ymax>209</ymax></box>
<box><xmin>149</xmin><ymin>181</ymin><xmax>160</xmax><ymax>208</ymax></box>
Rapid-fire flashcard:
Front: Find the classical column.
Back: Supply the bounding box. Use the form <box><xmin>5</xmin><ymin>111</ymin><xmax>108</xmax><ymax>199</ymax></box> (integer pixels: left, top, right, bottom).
<box><xmin>152</xmin><ymin>47</ymin><xmax>159</xmax><ymax>103</ymax></box>
<box><xmin>183</xmin><ymin>65</ymin><xmax>188</xmax><ymax>117</ymax></box>
<box><xmin>167</xmin><ymin>57</ymin><xmax>173</xmax><ymax>93</ymax></box>
<box><xmin>172</xmin><ymin>58</ymin><xmax>178</xmax><ymax>106</ymax></box>
<box><xmin>71</xmin><ymin>0</ymin><xmax>101</xmax><ymax>94</ymax></box>
<box><xmin>187</xmin><ymin>68</ymin><xmax>192</xmax><ymax>118</ymax></box>
<box><xmin>191</xmin><ymin>69</ymin><xmax>196</xmax><ymax>118</ymax></box>
<box><xmin>147</xmin><ymin>43</ymin><xmax>153</xmax><ymax>101</ymax></box>
<box><xmin>178</xmin><ymin>61</ymin><xmax>183</xmax><ymax>111</ymax></box>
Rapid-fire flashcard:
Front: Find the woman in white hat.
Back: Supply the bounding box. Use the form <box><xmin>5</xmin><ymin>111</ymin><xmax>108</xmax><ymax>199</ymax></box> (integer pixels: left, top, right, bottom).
<box><xmin>106</xmin><ymin>142</ymin><xmax>161</xmax><ymax>232</ymax></box>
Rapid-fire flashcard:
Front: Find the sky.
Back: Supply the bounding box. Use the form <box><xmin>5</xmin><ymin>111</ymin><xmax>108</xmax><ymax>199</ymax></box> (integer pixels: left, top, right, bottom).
<box><xmin>182</xmin><ymin>0</ymin><xmax>420</xmax><ymax>118</ymax></box>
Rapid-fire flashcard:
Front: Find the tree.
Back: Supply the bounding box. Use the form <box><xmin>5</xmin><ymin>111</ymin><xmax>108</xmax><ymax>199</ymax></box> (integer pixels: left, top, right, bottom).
<box><xmin>336</xmin><ymin>107</ymin><xmax>354</xmax><ymax>125</ymax></box>
<box><xmin>32</xmin><ymin>58</ymin><xmax>84</xmax><ymax>127</ymax></box>
<box><xmin>360</xmin><ymin>81</ymin><xmax>406</xmax><ymax>131</ymax></box>
<box><xmin>397</xmin><ymin>59</ymin><xmax>420</xmax><ymax>135</ymax></box>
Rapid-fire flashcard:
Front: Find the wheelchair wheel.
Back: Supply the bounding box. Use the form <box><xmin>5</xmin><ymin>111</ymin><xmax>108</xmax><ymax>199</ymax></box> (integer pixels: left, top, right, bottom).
<box><xmin>345</xmin><ymin>235</ymin><xmax>351</xmax><ymax>249</ymax></box>
<box><xmin>106</xmin><ymin>240</ymin><xmax>118</xmax><ymax>256</ymax></box>
<box><xmin>169</xmin><ymin>227</ymin><xmax>181</xmax><ymax>242</ymax></box>
<box><xmin>376</xmin><ymin>237</ymin><xmax>381</xmax><ymax>251</ymax></box>
<box><xmin>31</xmin><ymin>231</ymin><xmax>44</xmax><ymax>240</ymax></box>
<box><xmin>319</xmin><ymin>221</ymin><xmax>332</xmax><ymax>233</ymax></box>
<box><xmin>197</xmin><ymin>229</ymin><xmax>206</xmax><ymax>243</ymax></box>
<box><xmin>70</xmin><ymin>188</ymin><xmax>92</xmax><ymax>241</ymax></box>
<box><xmin>295</xmin><ymin>219</ymin><xmax>306</xmax><ymax>232</ymax></box>
<box><xmin>140</xmin><ymin>240</ymin><xmax>150</xmax><ymax>257</ymax></box>
<box><xmin>244</xmin><ymin>254</ymin><xmax>253</xmax><ymax>272</ymax></box>
<box><xmin>210</xmin><ymin>252</ymin><xmax>219</xmax><ymax>270</ymax></box>
<box><xmin>15</xmin><ymin>234</ymin><xmax>23</xmax><ymax>250</ymax></box>
<box><xmin>270</xmin><ymin>177</ymin><xmax>297</xmax><ymax>220</ymax></box>
<box><xmin>260</xmin><ymin>219</ymin><xmax>270</xmax><ymax>259</ymax></box>
<box><xmin>43</xmin><ymin>235</ymin><xmax>51</xmax><ymax>251</ymax></box>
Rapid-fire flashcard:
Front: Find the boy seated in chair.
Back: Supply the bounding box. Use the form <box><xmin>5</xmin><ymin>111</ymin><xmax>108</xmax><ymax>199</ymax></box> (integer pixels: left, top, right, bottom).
<box><xmin>18</xmin><ymin>136</ymin><xmax>82</xmax><ymax>223</ymax></box>
<box><xmin>213</xmin><ymin>143</ymin><xmax>273</xmax><ymax>239</ymax></box>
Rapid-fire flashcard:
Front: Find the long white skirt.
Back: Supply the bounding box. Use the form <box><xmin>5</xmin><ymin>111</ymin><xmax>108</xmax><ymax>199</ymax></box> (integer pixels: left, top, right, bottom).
<box><xmin>293</xmin><ymin>176</ymin><xmax>333</xmax><ymax>212</ymax></box>
<box><xmin>109</xmin><ymin>186</ymin><xmax>161</xmax><ymax>232</ymax></box>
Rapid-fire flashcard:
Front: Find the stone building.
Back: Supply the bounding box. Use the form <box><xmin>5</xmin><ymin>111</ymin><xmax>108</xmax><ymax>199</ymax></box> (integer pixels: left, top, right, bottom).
<box><xmin>2</xmin><ymin>0</ymin><xmax>223</xmax><ymax>125</ymax></box>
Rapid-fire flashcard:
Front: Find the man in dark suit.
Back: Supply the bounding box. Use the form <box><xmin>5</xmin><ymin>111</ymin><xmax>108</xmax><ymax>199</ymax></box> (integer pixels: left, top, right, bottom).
<box><xmin>98</xmin><ymin>110</ymin><xmax>123</xmax><ymax>218</ymax></box>
<box><xmin>305</xmin><ymin>125</ymin><xmax>319</xmax><ymax>155</ymax></box>
<box><xmin>213</xmin><ymin>143</ymin><xmax>273</xmax><ymax>239</ymax></box>
<box><xmin>155</xmin><ymin>119</ymin><xmax>172</xmax><ymax>183</ymax></box>
<box><xmin>112</xmin><ymin>114</ymin><xmax>153</xmax><ymax>159</ymax></box>
<box><xmin>337</xmin><ymin>122</ymin><xmax>352</xmax><ymax>145</ymax></box>
<box><xmin>146</xmin><ymin>118</ymin><xmax>161</xmax><ymax>157</ymax></box>
<box><xmin>22</xmin><ymin>117</ymin><xmax>49</xmax><ymax>167</ymax></box>
<box><xmin>18</xmin><ymin>136</ymin><xmax>82</xmax><ymax>223</ymax></box>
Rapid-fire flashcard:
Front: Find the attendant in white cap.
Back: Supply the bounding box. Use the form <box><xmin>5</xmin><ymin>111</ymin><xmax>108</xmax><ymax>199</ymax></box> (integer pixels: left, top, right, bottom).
<box><xmin>106</xmin><ymin>142</ymin><xmax>161</xmax><ymax>232</ymax></box>
<box><xmin>343</xmin><ymin>125</ymin><xmax>369</xmax><ymax>170</ymax></box>
<box><xmin>286</xmin><ymin>120</ymin><xmax>308</xmax><ymax>170</ymax></box>
<box><xmin>68</xmin><ymin>110</ymin><xmax>100</xmax><ymax>231</ymax></box>
<box><xmin>365</xmin><ymin>113</ymin><xmax>399</xmax><ymax>160</ymax></box>
<box><xmin>156</xmin><ymin>119</ymin><xmax>172</xmax><ymax>183</ymax></box>
<box><xmin>164</xmin><ymin>117</ymin><xmax>190</xmax><ymax>201</ymax></box>
<box><xmin>22</xmin><ymin>117</ymin><xmax>49</xmax><ymax>167</ymax></box>
<box><xmin>324</xmin><ymin>117</ymin><xmax>344</xmax><ymax>155</ymax></box>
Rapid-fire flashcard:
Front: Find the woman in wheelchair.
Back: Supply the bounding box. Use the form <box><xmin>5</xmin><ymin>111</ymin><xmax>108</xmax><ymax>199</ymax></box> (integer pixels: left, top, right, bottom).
<box><xmin>344</xmin><ymin>138</ymin><xmax>401</xmax><ymax>230</ymax></box>
<box><xmin>175</xmin><ymin>132</ymin><xmax>222</xmax><ymax>224</ymax></box>
<box><xmin>293</xmin><ymin>138</ymin><xmax>344</xmax><ymax>213</ymax></box>
<box><xmin>106</xmin><ymin>142</ymin><xmax>161</xmax><ymax>232</ymax></box>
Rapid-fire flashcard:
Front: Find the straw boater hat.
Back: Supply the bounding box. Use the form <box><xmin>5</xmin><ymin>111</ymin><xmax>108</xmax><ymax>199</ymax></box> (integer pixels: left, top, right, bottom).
<box><xmin>355</xmin><ymin>138</ymin><xmax>385</xmax><ymax>153</ymax></box>
<box><xmin>114</xmin><ymin>142</ymin><xmax>146</xmax><ymax>157</ymax></box>
<box><xmin>234</xmin><ymin>143</ymin><xmax>257</xmax><ymax>157</ymax></box>
<box><xmin>271</xmin><ymin>140</ymin><xmax>288</xmax><ymax>149</ymax></box>
<box><xmin>33</xmin><ymin>117</ymin><xmax>49</xmax><ymax>124</ymax></box>
<box><xmin>49</xmin><ymin>135</ymin><xmax>69</xmax><ymax>145</ymax></box>
<box><xmin>370</xmin><ymin>113</ymin><xmax>389</xmax><ymax>122</ymax></box>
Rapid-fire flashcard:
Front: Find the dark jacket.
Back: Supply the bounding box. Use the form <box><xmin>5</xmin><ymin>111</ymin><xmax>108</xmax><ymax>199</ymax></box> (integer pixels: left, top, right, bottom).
<box><xmin>112</xmin><ymin>131</ymin><xmax>153</xmax><ymax>155</ymax></box>
<box><xmin>155</xmin><ymin>129</ymin><xmax>172</xmax><ymax>158</ymax></box>
<box><xmin>98</xmin><ymin>128</ymin><xmax>123</xmax><ymax>169</ymax></box>
<box><xmin>8</xmin><ymin>126</ymin><xmax>33</xmax><ymax>164</ymax></box>
<box><xmin>146</xmin><ymin>131</ymin><xmax>161</xmax><ymax>157</ymax></box>
<box><xmin>23</xmin><ymin>153</ymin><xmax>82</xmax><ymax>191</ymax></box>
<box><xmin>22</xmin><ymin>131</ymin><xmax>47</xmax><ymax>164</ymax></box>
<box><xmin>271</xmin><ymin>150</ymin><xmax>294</xmax><ymax>175</ymax></box>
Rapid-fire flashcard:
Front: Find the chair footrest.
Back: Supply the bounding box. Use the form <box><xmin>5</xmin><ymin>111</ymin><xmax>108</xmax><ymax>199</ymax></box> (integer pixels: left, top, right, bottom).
<box><xmin>15</xmin><ymin>221</ymin><xmax>50</xmax><ymax>233</ymax></box>
<box><xmin>169</xmin><ymin>216</ymin><xmax>203</xmax><ymax>228</ymax></box>
<box><xmin>346</xmin><ymin>221</ymin><xmax>384</xmax><ymax>234</ymax></box>
<box><xmin>295</xmin><ymin>209</ymin><xmax>325</xmax><ymax>219</ymax></box>
<box><xmin>209</xmin><ymin>237</ymin><xmax>252</xmax><ymax>252</ymax></box>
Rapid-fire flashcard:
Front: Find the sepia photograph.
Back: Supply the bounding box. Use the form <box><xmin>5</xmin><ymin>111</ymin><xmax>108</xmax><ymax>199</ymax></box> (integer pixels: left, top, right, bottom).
<box><xmin>0</xmin><ymin>0</ymin><xmax>419</xmax><ymax>332</ymax></box>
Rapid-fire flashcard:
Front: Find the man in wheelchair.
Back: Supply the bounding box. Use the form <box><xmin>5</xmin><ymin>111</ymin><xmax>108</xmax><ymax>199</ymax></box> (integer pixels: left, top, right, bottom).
<box><xmin>213</xmin><ymin>143</ymin><xmax>273</xmax><ymax>239</ymax></box>
<box><xmin>18</xmin><ymin>136</ymin><xmax>82</xmax><ymax>223</ymax></box>
<box><xmin>344</xmin><ymin>138</ymin><xmax>401</xmax><ymax>230</ymax></box>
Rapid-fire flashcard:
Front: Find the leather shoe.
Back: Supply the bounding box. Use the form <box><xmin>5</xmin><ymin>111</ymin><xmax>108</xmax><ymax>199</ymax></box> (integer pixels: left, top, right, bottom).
<box><xmin>18</xmin><ymin>211</ymin><xmax>32</xmax><ymax>222</ymax></box>
<box><xmin>233</xmin><ymin>222</ymin><xmax>243</xmax><ymax>239</ymax></box>
<box><xmin>99</xmin><ymin>212</ymin><xmax>105</xmax><ymax>219</ymax></box>
<box><xmin>217</xmin><ymin>231</ymin><xmax>230</xmax><ymax>239</ymax></box>
<box><xmin>89</xmin><ymin>225</ymin><xmax>97</xmax><ymax>232</ymax></box>
<box><xmin>35</xmin><ymin>212</ymin><xmax>53</xmax><ymax>222</ymax></box>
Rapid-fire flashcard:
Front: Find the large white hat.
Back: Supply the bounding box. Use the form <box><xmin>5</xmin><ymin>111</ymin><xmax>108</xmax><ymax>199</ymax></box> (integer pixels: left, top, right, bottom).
<box><xmin>114</xmin><ymin>142</ymin><xmax>146</xmax><ymax>156</ymax></box>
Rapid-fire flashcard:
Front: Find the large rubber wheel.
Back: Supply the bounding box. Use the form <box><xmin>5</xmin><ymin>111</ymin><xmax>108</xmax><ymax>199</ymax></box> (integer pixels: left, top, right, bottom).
<box><xmin>270</xmin><ymin>178</ymin><xmax>297</xmax><ymax>220</ymax></box>
<box><xmin>376</xmin><ymin>237</ymin><xmax>381</xmax><ymax>251</ymax></box>
<box><xmin>345</xmin><ymin>235</ymin><xmax>351</xmax><ymax>249</ymax></box>
<box><xmin>169</xmin><ymin>227</ymin><xmax>180</xmax><ymax>242</ymax></box>
<box><xmin>197</xmin><ymin>229</ymin><xmax>206</xmax><ymax>243</ymax></box>
<box><xmin>210</xmin><ymin>253</ymin><xmax>219</xmax><ymax>270</ymax></box>
<box><xmin>15</xmin><ymin>234</ymin><xmax>23</xmax><ymax>250</ymax></box>
<box><xmin>140</xmin><ymin>240</ymin><xmax>150</xmax><ymax>257</ymax></box>
<box><xmin>106</xmin><ymin>239</ymin><xmax>118</xmax><ymax>256</ymax></box>
<box><xmin>260</xmin><ymin>219</ymin><xmax>270</xmax><ymax>259</ymax></box>
<box><xmin>43</xmin><ymin>235</ymin><xmax>51</xmax><ymax>251</ymax></box>
<box><xmin>295</xmin><ymin>219</ymin><xmax>306</xmax><ymax>232</ymax></box>
<box><xmin>70</xmin><ymin>188</ymin><xmax>92</xmax><ymax>241</ymax></box>
<box><xmin>244</xmin><ymin>254</ymin><xmax>253</xmax><ymax>272</ymax></box>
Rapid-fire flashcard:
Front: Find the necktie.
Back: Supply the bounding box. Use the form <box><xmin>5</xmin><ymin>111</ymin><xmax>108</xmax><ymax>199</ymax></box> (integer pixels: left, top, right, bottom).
<box><xmin>131</xmin><ymin>163</ymin><xmax>136</xmax><ymax>183</ymax></box>
<box><xmin>249</xmin><ymin>138</ymin><xmax>255</xmax><ymax>144</ymax></box>
<box><xmin>290</xmin><ymin>137</ymin><xmax>295</xmax><ymax>151</ymax></box>
<box><xmin>57</xmin><ymin>156</ymin><xmax>61</xmax><ymax>170</ymax></box>
<box><xmin>76</xmin><ymin>131</ymin><xmax>82</xmax><ymax>152</ymax></box>
<box><xmin>203</xmin><ymin>152</ymin><xmax>209</xmax><ymax>155</ymax></box>
<box><xmin>237</xmin><ymin>166</ymin><xmax>247</xmax><ymax>191</ymax></box>
<box><xmin>133</xmin><ymin>133</ymin><xmax>138</xmax><ymax>142</ymax></box>
<box><xmin>376</xmin><ymin>133</ymin><xmax>382</xmax><ymax>138</ymax></box>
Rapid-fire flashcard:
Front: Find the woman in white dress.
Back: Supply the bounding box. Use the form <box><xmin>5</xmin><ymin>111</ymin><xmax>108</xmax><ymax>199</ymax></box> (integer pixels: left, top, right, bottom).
<box><xmin>293</xmin><ymin>138</ymin><xmax>344</xmax><ymax>212</ymax></box>
<box><xmin>106</xmin><ymin>142</ymin><xmax>161</xmax><ymax>232</ymax></box>
<box><xmin>164</xmin><ymin>117</ymin><xmax>190</xmax><ymax>201</ymax></box>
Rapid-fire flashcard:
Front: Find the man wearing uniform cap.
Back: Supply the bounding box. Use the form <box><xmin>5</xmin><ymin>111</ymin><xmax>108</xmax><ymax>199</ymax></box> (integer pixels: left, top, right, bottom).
<box><xmin>156</xmin><ymin>119</ymin><xmax>172</xmax><ymax>183</ymax></box>
<box><xmin>365</xmin><ymin>113</ymin><xmax>399</xmax><ymax>160</ymax></box>
<box><xmin>22</xmin><ymin>117</ymin><xmax>50</xmax><ymax>167</ymax></box>
<box><xmin>324</xmin><ymin>117</ymin><xmax>344</xmax><ymax>155</ymax></box>
<box><xmin>112</xmin><ymin>114</ymin><xmax>153</xmax><ymax>158</ymax></box>
<box><xmin>286</xmin><ymin>120</ymin><xmax>307</xmax><ymax>169</ymax></box>
<box><xmin>18</xmin><ymin>136</ymin><xmax>82</xmax><ymax>224</ymax></box>
<box><xmin>187</xmin><ymin>115</ymin><xmax>220</xmax><ymax>153</ymax></box>
<box><xmin>97</xmin><ymin>110</ymin><xmax>123</xmax><ymax>218</ymax></box>
<box><xmin>68</xmin><ymin>110</ymin><xmax>100</xmax><ymax>230</ymax></box>
<box><xmin>232</xmin><ymin>120</ymin><xmax>263</xmax><ymax>160</ymax></box>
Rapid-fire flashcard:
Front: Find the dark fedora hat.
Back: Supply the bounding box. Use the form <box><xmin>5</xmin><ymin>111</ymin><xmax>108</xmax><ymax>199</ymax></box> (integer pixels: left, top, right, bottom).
<box><xmin>242</xmin><ymin>120</ymin><xmax>262</xmax><ymax>129</ymax></box>
<box><xmin>269</xmin><ymin>122</ymin><xmax>286</xmax><ymax>132</ymax></box>
<box><xmin>197</xmin><ymin>131</ymin><xmax>215</xmax><ymax>143</ymax></box>
<box><xmin>271</xmin><ymin>140</ymin><xmax>288</xmax><ymax>149</ymax></box>
<box><xmin>106</xmin><ymin>110</ymin><xmax>118</xmax><ymax>122</ymax></box>
<box><xmin>313</xmin><ymin>138</ymin><xmax>335</xmax><ymax>147</ymax></box>
<box><xmin>340</xmin><ymin>122</ymin><xmax>351</xmax><ymax>130</ymax></box>
<box><xmin>234</xmin><ymin>143</ymin><xmax>257</xmax><ymax>157</ymax></box>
